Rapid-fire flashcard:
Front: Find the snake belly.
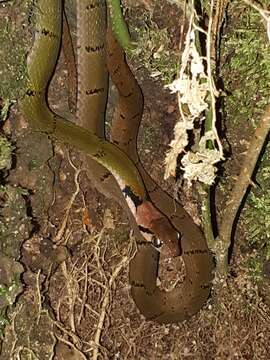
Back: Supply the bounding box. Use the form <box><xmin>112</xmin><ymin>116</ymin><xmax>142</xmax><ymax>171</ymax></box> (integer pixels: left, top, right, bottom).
<box><xmin>21</xmin><ymin>0</ymin><xmax>213</xmax><ymax>323</ymax></box>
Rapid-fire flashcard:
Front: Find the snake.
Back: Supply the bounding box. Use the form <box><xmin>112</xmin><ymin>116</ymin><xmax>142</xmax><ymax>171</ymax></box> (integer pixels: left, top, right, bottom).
<box><xmin>20</xmin><ymin>0</ymin><xmax>214</xmax><ymax>323</ymax></box>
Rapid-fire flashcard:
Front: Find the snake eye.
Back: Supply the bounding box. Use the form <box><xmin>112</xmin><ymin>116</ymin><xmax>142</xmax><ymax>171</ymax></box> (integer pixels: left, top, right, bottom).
<box><xmin>152</xmin><ymin>236</ymin><xmax>162</xmax><ymax>248</ymax></box>
<box><xmin>177</xmin><ymin>232</ymin><xmax>181</xmax><ymax>240</ymax></box>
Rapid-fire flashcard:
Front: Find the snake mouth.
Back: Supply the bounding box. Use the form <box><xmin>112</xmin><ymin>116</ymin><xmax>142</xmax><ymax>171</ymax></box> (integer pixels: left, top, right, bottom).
<box><xmin>138</xmin><ymin>224</ymin><xmax>181</xmax><ymax>257</ymax></box>
<box><xmin>138</xmin><ymin>225</ymin><xmax>163</xmax><ymax>248</ymax></box>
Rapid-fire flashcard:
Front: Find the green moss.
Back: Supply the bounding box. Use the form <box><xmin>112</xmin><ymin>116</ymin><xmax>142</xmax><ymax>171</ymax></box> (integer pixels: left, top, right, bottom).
<box><xmin>222</xmin><ymin>7</ymin><xmax>270</xmax><ymax>126</ymax></box>
<box><xmin>0</xmin><ymin>255</ymin><xmax>24</xmax><ymax>341</ymax></box>
<box><xmin>0</xmin><ymin>0</ymin><xmax>32</xmax><ymax>101</ymax></box>
<box><xmin>27</xmin><ymin>159</ymin><xmax>40</xmax><ymax>171</ymax></box>
<box><xmin>246</xmin><ymin>256</ymin><xmax>264</xmax><ymax>284</ymax></box>
<box><xmin>0</xmin><ymin>276</ymin><xmax>21</xmax><ymax>306</ymax></box>
<box><xmin>245</xmin><ymin>146</ymin><xmax>270</xmax><ymax>246</ymax></box>
<box><xmin>246</xmin><ymin>190</ymin><xmax>270</xmax><ymax>246</ymax></box>
<box><xmin>129</xmin><ymin>14</ymin><xmax>178</xmax><ymax>83</ymax></box>
<box><xmin>0</xmin><ymin>311</ymin><xmax>10</xmax><ymax>339</ymax></box>
<box><xmin>220</xmin><ymin>4</ymin><xmax>270</xmax><ymax>282</ymax></box>
<box><xmin>0</xmin><ymin>136</ymin><xmax>13</xmax><ymax>171</ymax></box>
<box><xmin>0</xmin><ymin>185</ymin><xmax>31</xmax><ymax>259</ymax></box>
<box><xmin>244</xmin><ymin>145</ymin><xmax>270</xmax><ymax>282</ymax></box>
<box><xmin>0</xmin><ymin>99</ymin><xmax>14</xmax><ymax>121</ymax></box>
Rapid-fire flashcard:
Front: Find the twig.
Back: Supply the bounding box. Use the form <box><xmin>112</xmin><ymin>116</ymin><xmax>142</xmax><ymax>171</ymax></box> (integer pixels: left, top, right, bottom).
<box><xmin>60</xmin><ymin>261</ymin><xmax>77</xmax><ymax>332</ymax></box>
<box><xmin>9</xmin><ymin>303</ymin><xmax>24</xmax><ymax>357</ymax></box>
<box><xmin>35</xmin><ymin>269</ymin><xmax>42</xmax><ymax>326</ymax></box>
<box><xmin>92</xmin><ymin>255</ymin><xmax>129</xmax><ymax>360</ymax></box>
<box><xmin>77</xmin><ymin>297</ymin><xmax>100</xmax><ymax>318</ymax></box>
<box><xmin>77</xmin><ymin>257</ymin><xmax>89</xmax><ymax>324</ymax></box>
<box><xmin>217</xmin><ymin>105</ymin><xmax>270</xmax><ymax>275</ymax></box>
<box><xmin>54</xmin><ymin>151</ymin><xmax>82</xmax><ymax>244</ymax></box>
<box><xmin>13</xmin><ymin>346</ymin><xmax>39</xmax><ymax>360</ymax></box>
<box><xmin>195</xmin><ymin>0</ymin><xmax>225</xmax><ymax>247</ymax></box>
<box><xmin>199</xmin><ymin>184</ymin><xmax>215</xmax><ymax>249</ymax></box>
<box><xmin>206</xmin><ymin>0</ymin><xmax>224</xmax><ymax>159</ymax></box>
<box><xmin>52</xmin><ymin>319</ymin><xmax>82</xmax><ymax>348</ymax></box>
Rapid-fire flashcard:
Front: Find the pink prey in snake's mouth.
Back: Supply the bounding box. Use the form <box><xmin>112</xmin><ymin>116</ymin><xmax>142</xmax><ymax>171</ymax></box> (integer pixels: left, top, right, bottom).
<box><xmin>122</xmin><ymin>185</ymin><xmax>181</xmax><ymax>257</ymax></box>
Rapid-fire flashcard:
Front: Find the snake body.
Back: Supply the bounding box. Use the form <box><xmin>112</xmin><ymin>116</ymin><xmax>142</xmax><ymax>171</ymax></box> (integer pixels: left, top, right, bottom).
<box><xmin>106</xmin><ymin>29</ymin><xmax>214</xmax><ymax>323</ymax></box>
<box><xmin>21</xmin><ymin>0</ymin><xmax>214</xmax><ymax>323</ymax></box>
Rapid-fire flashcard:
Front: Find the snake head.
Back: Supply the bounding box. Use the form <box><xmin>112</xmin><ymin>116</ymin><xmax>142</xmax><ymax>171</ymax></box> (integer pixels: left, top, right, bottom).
<box><xmin>149</xmin><ymin>217</ymin><xmax>182</xmax><ymax>257</ymax></box>
<box><xmin>136</xmin><ymin>201</ymin><xmax>181</xmax><ymax>257</ymax></box>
